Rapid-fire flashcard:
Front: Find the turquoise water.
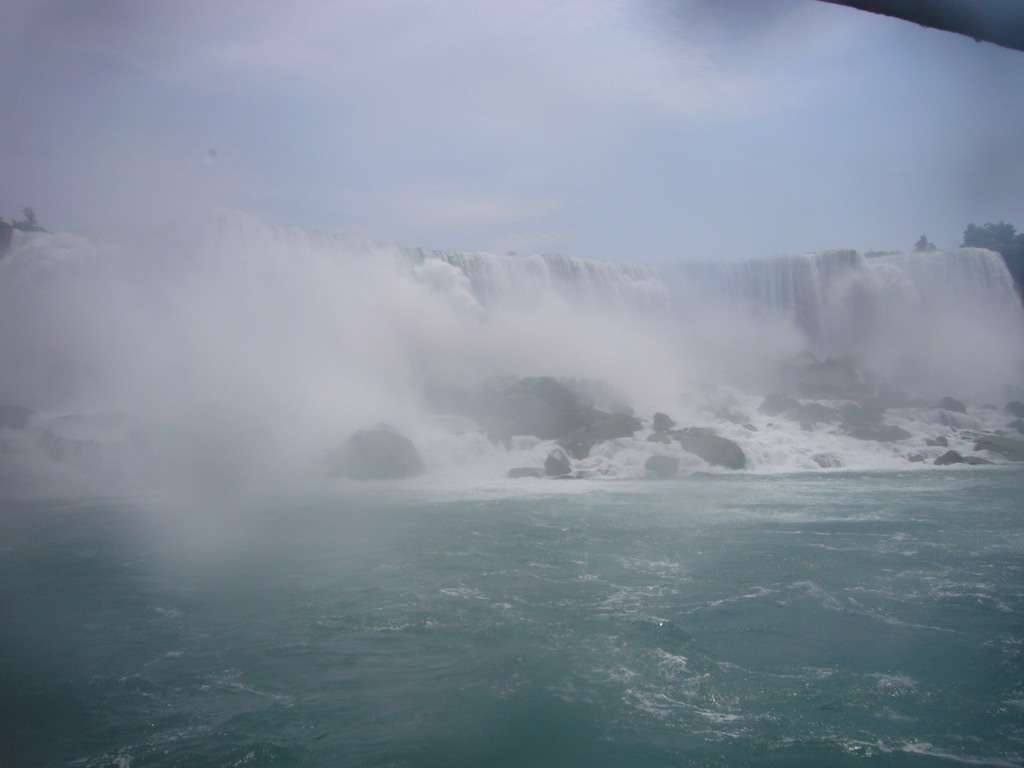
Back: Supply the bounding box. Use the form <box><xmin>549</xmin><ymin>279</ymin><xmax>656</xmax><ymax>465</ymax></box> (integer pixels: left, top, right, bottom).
<box><xmin>2</xmin><ymin>470</ymin><xmax>1023</xmax><ymax>767</ymax></box>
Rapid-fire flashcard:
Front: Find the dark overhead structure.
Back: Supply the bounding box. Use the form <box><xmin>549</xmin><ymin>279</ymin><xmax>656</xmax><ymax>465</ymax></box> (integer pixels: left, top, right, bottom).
<box><xmin>816</xmin><ymin>0</ymin><xmax>1024</xmax><ymax>52</ymax></box>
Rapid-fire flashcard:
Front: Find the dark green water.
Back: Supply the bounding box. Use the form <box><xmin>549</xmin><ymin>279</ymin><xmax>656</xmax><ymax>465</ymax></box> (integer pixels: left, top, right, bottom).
<box><xmin>2</xmin><ymin>470</ymin><xmax>1023</xmax><ymax>767</ymax></box>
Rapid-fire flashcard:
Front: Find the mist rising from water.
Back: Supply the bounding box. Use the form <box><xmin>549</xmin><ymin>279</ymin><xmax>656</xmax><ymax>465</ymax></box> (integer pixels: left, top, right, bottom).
<box><xmin>1</xmin><ymin>211</ymin><xmax>1022</xmax><ymax>500</ymax></box>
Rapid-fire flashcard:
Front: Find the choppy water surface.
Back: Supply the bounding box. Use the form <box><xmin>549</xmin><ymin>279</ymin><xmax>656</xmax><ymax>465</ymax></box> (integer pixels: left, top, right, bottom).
<box><xmin>2</xmin><ymin>470</ymin><xmax>1023</xmax><ymax>767</ymax></box>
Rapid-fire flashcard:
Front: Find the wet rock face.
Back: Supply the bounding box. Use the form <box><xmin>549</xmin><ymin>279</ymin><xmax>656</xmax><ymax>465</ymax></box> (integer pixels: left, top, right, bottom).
<box><xmin>652</xmin><ymin>412</ymin><xmax>676</xmax><ymax>433</ymax></box>
<box><xmin>544</xmin><ymin>447</ymin><xmax>573</xmax><ymax>477</ymax></box>
<box><xmin>935</xmin><ymin>450</ymin><xmax>966</xmax><ymax>465</ymax></box>
<box><xmin>644</xmin><ymin>454</ymin><xmax>679</xmax><ymax>476</ymax></box>
<box><xmin>508</xmin><ymin>467</ymin><xmax>544</xmax><ymax>479</ymax></box>
<box><xmin>673</xmin><ymin>428</ymin><xmax>746</xmax><ymax>470</ymax></box>
<box><xmin>974</xmin><ymin>435</ymin><xmax>1024</xmax><ymax>462</ymax></box>
<box><xmin>331</xmin><ymin>425</ymin><xmax>424</xmax><ymax>480</ymax></box>
<box><xmin>472</xmin><ymin>376</ymin><xmax>603</xmax><ymax>444</ymax></box>
<box><xmin>558</xmin><ymin>414</ymin><xmax>644</xmax><ymax>460</ymax></box>
<box><xmin>937</xmin><ymin>397</ymin><xmax>967</xmax><ymax>414</ymax></box>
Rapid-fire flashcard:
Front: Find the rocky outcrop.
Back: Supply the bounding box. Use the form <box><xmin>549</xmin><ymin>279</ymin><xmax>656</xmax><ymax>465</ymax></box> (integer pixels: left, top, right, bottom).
<box><xmin>472</xmin><ymin>376</ymin><xmax>604</xmax><ymax>444</ymax></box>
<box><xmin>937</xmin><ymin>396</ymin><xmax>967</xmax><ymax>414</ymax></box>
<box><xmin>558</xmin><ymin>413</ymin><xmax>643</xmax><ymax>459</ymax></box>
<box><xmin>472</xmin><ymin>377</ymin><xmax>584</xmax><ymax>442</ymax></box>
<box><xmin>673</xmin><ymin>428</ymin><xmax>746</xmax><ymax>470</ymax></box>
<box><xmin>1005</xmin><ymin>401</ymin><xmax>1024</xmax><ymax>418</ymax></box>
<box><xmin>812</xmin><ymin>452</ymin><xmax>842</xmax><ymax>468</ymax></box>
<box><xmin>974</xmin><ymin>434</ymin><xmax>1024</xmax><ymax>462</ymax></box>
<box><xmin>934</xmin><ymin>450</ymin><xmax>966</xmax><ymax>465</ymax></box>
<box><xmin>652</xmin><ymin>412</ymin><xmax>676</xmax><ymax>433</ymax></box>
<box><xmin>544</xmin><ymin>447</ymin><xmax>573</xmax><ymax>476</ymax></box>
<box><xmin>330</xmin><ymin>425</ymin><xmax>424</xmax><ymax>480</ymax></box>
<box><xmin>507</xmin><ymin>467</ymin><xmax>544</xmax><ymax>478</ymax></box>
<box><xmin>644</xmin><ymin>454</ymin><xmax>679</xmax><ymax>476</ymax></box>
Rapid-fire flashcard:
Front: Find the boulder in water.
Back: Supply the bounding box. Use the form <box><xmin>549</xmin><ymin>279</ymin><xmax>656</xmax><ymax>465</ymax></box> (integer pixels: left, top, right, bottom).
<box><xmin>1008</xmin><ymin>419</ymin><xmax>1024</xmax><ymax>435</ymax></box>
<box><xmin>652</xmin><ymin>412</ymin><xmax>676</xmax><ymax>433</ymax></box>
<box><xmin>934</xmin><ymin>450</ymin><xmax>966</xmax><ymax>465</ymax></box>
<box><xmin>673</xmin><ymin>428</ymin><xmax>746</xmax><ymax>470</ymax></box>
<box><xmin>544</xmin><ymin>447</ymin><xmax>573</xmax><ymax>477</ymax></box>
<box><xmin>811</xmin><ymin>452</ymin><xmax>843</xmax><ymax>468</ymax></box>
<box><xmin>974</xmin><ymin>434</ymin><xmax>1024</xmax><ymax>462</ymax></box>
<box><xmin>965</xmin><ymin>456</ymin><xmax>994</xmax><ymax>465</ymax></box>
<box><xmin>473</xmin><ymin>376</ymin><xmax>602</xmax><ymax>443</ymax></box>
<box><xmin>559</xmin><ymin>413</ymin><xmax>643</xmax><ymax>459</ymax></box>
<box><xmin>925</xmin><ymin>436</ymin><xmax>949</xmax><ymax>447</ymax></box>
<box><xmin>331</xmin><ymin>425</ymin><xmax>424</xmax><ymax>480</ymax></box>
<box><xmin>508</xmin><ymin>466</ymin><xmax>544</xmax><ymax>479</ymax></box>
<box><xmin>937</xmin><ymin>396</ymin><xmax>967</xmax><ymax>414</ymax></box>
<box><xmin>644</xmin><ymin>454</ymin><xmax>679</xmax><ymax>476</ymax></box>
<box><xmin>1005</xmin><ymin>401</ymin><xmax>1024</xmax><ymax>418</ymax></box>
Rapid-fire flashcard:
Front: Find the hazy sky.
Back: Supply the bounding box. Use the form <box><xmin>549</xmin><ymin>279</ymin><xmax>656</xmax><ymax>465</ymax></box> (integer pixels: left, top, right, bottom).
<box><xmin>2</xmin><ymin>0</ymin><xmax>1022</xmax><ymax>262</ymax></box>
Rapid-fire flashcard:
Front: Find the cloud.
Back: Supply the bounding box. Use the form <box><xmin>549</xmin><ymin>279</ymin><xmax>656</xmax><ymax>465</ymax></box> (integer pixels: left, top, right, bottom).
<box><xmin>2</xmin><ymin>0</ymin><xmax>1023</xmax><ymax>260</ymax></box>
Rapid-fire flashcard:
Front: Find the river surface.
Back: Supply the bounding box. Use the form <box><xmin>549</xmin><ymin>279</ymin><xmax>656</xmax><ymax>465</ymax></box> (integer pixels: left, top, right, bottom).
<box><xmin>2</xmin><ymin>469</ymin><xmax>1022</xmax><ymax>767</ymax></box>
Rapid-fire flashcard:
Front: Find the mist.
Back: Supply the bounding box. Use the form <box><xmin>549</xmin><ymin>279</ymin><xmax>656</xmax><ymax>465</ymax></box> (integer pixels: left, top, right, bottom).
<box><xmin>1</xmin><ymin>212</ymin><xmax>1022</xmax><ymax>508</ymax></box>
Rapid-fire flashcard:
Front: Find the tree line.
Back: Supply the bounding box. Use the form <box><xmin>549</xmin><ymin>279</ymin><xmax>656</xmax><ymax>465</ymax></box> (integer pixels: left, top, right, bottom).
<box><xmin>0</xmin><ymin>207</ymin><xmax>45</xmax><ymax>257</ymax></box>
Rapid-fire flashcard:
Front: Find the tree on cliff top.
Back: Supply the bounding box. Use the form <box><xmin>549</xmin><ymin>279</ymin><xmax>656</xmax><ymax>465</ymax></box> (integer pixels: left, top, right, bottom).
<box><xmin>913</xmin><ymin>235</ymin><xmax>936</xmax><ymax>252</ymax></box>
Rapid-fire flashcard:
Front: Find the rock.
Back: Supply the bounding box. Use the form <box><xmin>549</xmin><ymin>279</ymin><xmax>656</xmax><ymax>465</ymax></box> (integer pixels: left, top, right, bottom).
<box><xmin>474</xmin><ymin>376</ymin><xmax>603</xmax><ymax>443</ymax></box>
<box><xmin>331</xmin><ymin>425</ymin><xmax>424</xmax><ymax>480</ymax></box>
<box><xmin>758</xmin><ymin>394</ymin><xmax>799</xmax><ymax>417</ymax></box>
<box><xmin>845</xmin><ymin>424</ymin><xmax>912</xmax><ymax>442</ymax></box>
<box><xmin>934</xmin><ymin>450</ymin><xmax>966</xmax><ymax>465</ymax></box>
<box><xmin>0</xmin><ymin>404</ymin><xmax>31</xmax><ymax>430</ymax></box>
<box><xmin>937</xmin><ymin>396</ymin><xmax>967</xmax><ymax>414</ymax></box>
<box><xmin>674</xmin><ymin>428</ymin><xmax>746</xmax><ymax>470</ymax></box>
<box><xmin>647</xmin><ymin>432</ymin><xmax>672</xmax><ymax>444</ymax></box>
<box><xmin>559</xmin><ymin>413</ymin><xmax>644</xmax><ymax>459</ymax></box>
<box><xmin>965</xmin><ymin>456</ymin><xmax>994</xmax><ymax>465</ymax></box>
<box><xmin>644</xmin><ymin>454</ymin><xmax>679</xmax><ymax>476</ymax></box>
<box><xmin>812</xmin><ymin>452</ymin><xmax>842</xmax><ymax>468</ymax></box>
<box><xmin>1008</xmin><ymin>419</ymin><xmax>1024</xmax><ymax>435</ymax></box>
<box><xmin>907</xmin><ymin>453</ymin><xmax>926</xmax><ymax>463</ymax></box>
<box><xmin>1005</xmin><ymin>401</ymin><xmax>1024</xmax><ymax>418</ymax></box>
<box><xmin>974</xmin><ymin>434</ymin><xmax>1024</xmax><ymax>462</ymax></box>
<box><xmin>925</xmin><ymin>436</ymin><xmax>949</xmax><ymax>447</ymax></box>
<box><xmin>544</xmin><ymin>447</ymin><xmax>573</xmax><ymax>476</ymax></box>
<box><xmin>507</xmin><ymin>467</ymin><xmax>544</xmax><ymax>478</ymax></box>
<box><xmin>652</xmin><ymin>412</ymin><xmax>676</xmax><ymax>432</ymax></box>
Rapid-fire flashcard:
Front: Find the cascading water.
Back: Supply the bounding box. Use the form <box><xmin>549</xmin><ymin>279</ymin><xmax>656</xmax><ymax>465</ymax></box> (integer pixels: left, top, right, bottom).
<box><xmin>1</xmin><ymin>210</ymin><xmax>1022</xmax><ymax>494</ymax></box>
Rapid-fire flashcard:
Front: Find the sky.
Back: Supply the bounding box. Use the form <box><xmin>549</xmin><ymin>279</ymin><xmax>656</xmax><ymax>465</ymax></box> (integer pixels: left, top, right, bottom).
<box><xmin>1</xmin><ymin>0</ymin><xmax>1023</xmax><ymax>263</ymax></box>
